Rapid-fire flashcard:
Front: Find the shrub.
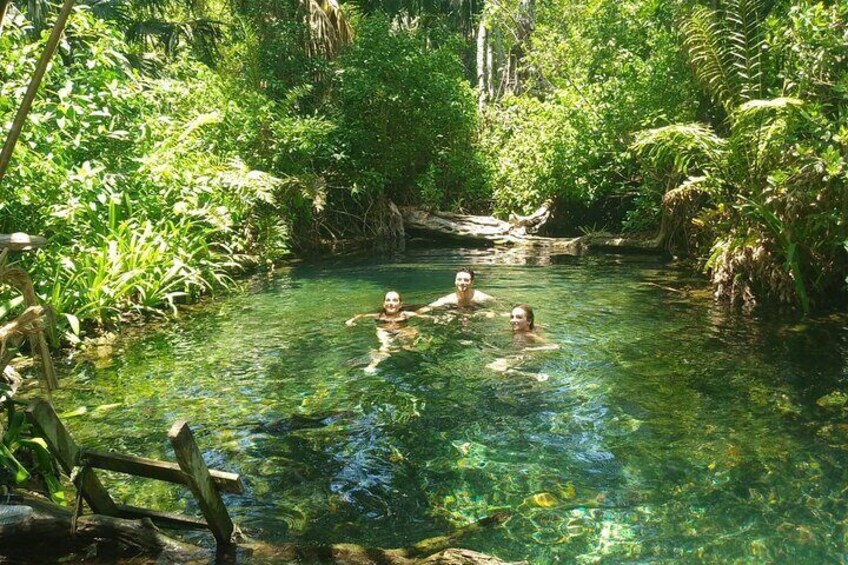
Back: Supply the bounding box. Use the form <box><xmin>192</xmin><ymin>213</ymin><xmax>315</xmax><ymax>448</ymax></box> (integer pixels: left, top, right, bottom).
<box><xmin>330</xmin><ymin>16</ymin><xmax>490</xmax><ymax>210</ymax></box>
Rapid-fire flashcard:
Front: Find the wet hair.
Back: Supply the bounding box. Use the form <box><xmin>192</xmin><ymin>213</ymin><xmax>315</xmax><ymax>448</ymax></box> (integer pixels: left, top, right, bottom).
<box><xmin>513</xmin><ymin>304</ymin><xmax>535</xmax><ymax>330</ymax></box>
<box><xmin>381</xmin><ymin>291</ymin><xmax>403</xmax><ymax>314</ymax></box>
<box><xmin>455</xmin><ymin>266</ymin><xmax>476</xmax><ymax>281</ymax></box>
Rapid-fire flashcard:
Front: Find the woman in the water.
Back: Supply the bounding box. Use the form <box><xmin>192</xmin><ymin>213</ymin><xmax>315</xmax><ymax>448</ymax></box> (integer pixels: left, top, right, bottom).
<box><xmin>345</xmin><ymin>291</ymin><xmax>421</xmax><ymax>327</ymax></box>
<box><xmin>508</xmin><ymin>304</ymin><xmax>559</xmax><ymax>351</ymax></box>
<box><xmin>346</xmin><ymin>291</ymin><xmax>428</xmax><ymax>372</ymax></box>
<box><xmin>487</xmin><ymin>304</ymin><xmax>558</xmax><ymax>380</ymax></box>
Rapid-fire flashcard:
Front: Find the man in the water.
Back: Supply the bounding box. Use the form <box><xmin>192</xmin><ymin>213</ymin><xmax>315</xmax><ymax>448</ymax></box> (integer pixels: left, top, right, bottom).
<box><xmin>419</xmin><ymin>267</ymin><xmax>496</xmax><ymax>312</ymax></box>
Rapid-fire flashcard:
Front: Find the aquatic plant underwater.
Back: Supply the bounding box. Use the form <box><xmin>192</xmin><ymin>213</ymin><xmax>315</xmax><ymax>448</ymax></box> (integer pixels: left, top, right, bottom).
<box><xmin>47</xmin><ymin>250</ymin><xmax>848</xmax><ymax>563</ymax></box>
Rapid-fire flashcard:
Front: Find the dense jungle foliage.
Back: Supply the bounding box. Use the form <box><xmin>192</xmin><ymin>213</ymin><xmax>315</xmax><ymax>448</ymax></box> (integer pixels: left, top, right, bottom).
<box><xmin>0</xmin><ymin>0</ymin><xmax>846</xmax><ymax>335</ymax></box>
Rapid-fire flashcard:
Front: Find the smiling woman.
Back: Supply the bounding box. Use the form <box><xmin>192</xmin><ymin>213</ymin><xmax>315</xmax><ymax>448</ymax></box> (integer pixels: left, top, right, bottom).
<box><xmin>345</xmin><ymin>290</ymin><xmax>431</xmax><ymax>373</ymax></box>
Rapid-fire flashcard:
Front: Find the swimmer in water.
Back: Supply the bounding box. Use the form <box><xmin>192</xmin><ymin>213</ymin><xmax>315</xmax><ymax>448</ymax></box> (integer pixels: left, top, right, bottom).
<box><xmin>346</xmin><ymin>291</ymin><xmax>429</xmax><ymax>372</ymax></box>
<box><xmin>508</xmin><ymin>304</ymin><xmax>559</xmax><ymax>351</ymax></box>
<box><xmin>487</xmin><ymin>304</ymin><xmax>558</xmax><ymax>380</ymax></box>
<box><xmin>417</xmin><ymin>267</ymin><xmax>496</xmax><ymax>314</ymax></box>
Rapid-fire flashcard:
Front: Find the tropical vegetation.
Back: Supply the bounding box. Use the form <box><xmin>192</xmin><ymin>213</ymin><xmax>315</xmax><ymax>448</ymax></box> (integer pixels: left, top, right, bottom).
<box><xmin>0</xmin><ymin>0</ymin><xmax>845</xmax><ymax>345</ymax></box>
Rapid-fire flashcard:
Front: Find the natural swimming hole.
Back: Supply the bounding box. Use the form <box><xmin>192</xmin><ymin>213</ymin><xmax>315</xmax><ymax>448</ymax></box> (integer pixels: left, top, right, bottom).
<box><xmin>52</xmin><ymin>247</ymin><xmax>848</xmax><ymax>563</ymax></box>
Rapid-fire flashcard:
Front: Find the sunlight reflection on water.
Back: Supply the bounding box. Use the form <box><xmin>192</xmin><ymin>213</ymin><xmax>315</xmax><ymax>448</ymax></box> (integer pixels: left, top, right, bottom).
<box><xmin>52</xmin><ymin>247</ymin><xmax>848</xmax><ymax>563</ymax></box>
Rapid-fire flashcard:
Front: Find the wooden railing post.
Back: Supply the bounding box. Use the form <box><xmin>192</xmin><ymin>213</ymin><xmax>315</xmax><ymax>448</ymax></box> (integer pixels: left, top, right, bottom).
<box><xmin>25</xmin><ymin>399</ymin><xmax>119</xmax><ymax>515</ymax></box>
<box><xmin>168</xmin><ymin>420</ymin><xmax>235</xmax><ymax>546</ymax></box>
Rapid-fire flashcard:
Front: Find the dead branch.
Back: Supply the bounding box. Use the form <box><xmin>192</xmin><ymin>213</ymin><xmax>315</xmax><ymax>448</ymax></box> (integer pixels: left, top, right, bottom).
<box><xmin>3</xmin><ymin>493</ymin><xmax>522</xmax><ymax>565</ymax></box>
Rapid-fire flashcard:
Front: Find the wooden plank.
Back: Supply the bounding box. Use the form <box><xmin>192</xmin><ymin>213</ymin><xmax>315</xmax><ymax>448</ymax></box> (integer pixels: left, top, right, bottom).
<box><xmin>0</xmin><ymin>233</ymin><xmax>47</xmax><ymax>251</ymax></box>
<box><xmin>168</xmin><ymin>421</ymin><xmax>234</xmax><ymax>546</ymax></box>
<box><xmin>116</xmin><ymin>504</ymin><xmax>209</xmax><ymax>530</ymax></box>
<box><xmin>84</xmin><ymin>449</ymin><xmax>244</xmax><ymax>494</ymax></box>
<box><xmin>33</xmin><ymin>330</ymin><xmax>59</xmax><ymax>391</ymax></box>
<box><xmin>25</xmin><ymin>400</ymin><xmax>118</xmax><ymax>516</ymax></box>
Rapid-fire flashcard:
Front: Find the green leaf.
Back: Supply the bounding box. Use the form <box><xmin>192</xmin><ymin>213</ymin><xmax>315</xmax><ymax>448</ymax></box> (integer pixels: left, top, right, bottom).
<box><xmin>64</xmin><ymin>312</ymin><xmax>81</xmax><ymax>336</ymax></box>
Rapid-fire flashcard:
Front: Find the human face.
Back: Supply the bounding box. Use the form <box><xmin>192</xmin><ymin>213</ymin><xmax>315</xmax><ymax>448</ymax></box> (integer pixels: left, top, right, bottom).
<box><xmin>383</xmin><ymin>292</ymin><xmax>402</xmax><ymax>314</ymax></box>
<box><xmin>454</xmin><ymin>271</ymin><xmax>474</xmax><ymax>294</ymax></box>
<box><xmin>510</xmin><ymin>307</ymin><xmax>532</xmax><ymax>332</ymax></box>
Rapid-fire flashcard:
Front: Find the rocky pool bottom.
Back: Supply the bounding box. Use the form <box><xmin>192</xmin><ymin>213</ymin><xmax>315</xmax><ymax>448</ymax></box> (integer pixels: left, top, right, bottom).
<box><xmin>39</xmin><ymin>248</ymin><xmax>848</xmax><ymax>563</ymax></box>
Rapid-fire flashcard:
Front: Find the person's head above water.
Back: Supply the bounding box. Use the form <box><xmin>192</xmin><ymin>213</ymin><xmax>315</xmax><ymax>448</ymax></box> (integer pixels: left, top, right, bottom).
<box><xmin>510</xmin><ymin>304</ymin><xmax>535</xmax><ymax>332</ymax></box>
<box><xmin>454</xmin><ymin>267</ymin><xmax>476</xmax><ymax>294</ymax></box>
<box><xmin>382</xmin><ymin>291</ymin><xmax>403</xmax><ymax>315</ymax></box>
<box><xmin>421</xmin><ymin>266</ymin><xmax>494</xmax><ymax>311</ymax></box>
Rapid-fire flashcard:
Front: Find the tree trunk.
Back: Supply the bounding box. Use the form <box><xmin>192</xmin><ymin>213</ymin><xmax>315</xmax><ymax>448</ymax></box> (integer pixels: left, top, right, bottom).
<box><xmin>476</xmin><ymin>19</ymin><xmax>487</xmax><ymax>108</ymax></box>
<box><xmin>0</xmin><ymin>0</ymin><xmax>11</xmax><ymax>36</ymax></box>
<box><xmin>486</xmin><ymin>37</ymin><xmax>494</xmax><ymax>100</ymax></box>
<box><xmin>494</xmin><ymin>27</ymin><xmax>505</xmax><ymax>98</ymax></box>
<box><xmin>0</xmin><ymin>0</ymin><xmax>77</xmax><ymax>186</ymax></box>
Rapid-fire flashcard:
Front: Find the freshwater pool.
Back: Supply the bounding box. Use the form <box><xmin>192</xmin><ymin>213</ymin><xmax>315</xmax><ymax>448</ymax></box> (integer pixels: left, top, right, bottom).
<box><xmin>52</xmin><ymin>247</ymin><xmax>848</xmax><ymax>563</ymax></box>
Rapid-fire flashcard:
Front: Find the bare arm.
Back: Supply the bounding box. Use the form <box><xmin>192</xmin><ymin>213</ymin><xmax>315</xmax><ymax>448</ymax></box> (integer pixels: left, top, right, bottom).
<box><xmin>474</xmin><ymin>290</ymin><xmax>497</xmax><ymax>303</ymax></box>
<box><xmin>345</xmin><ymin>313</ymin><xmax>379</xmax><ymax>326</ymax></box>
<box><xmin>416</xmin><ymin>294</ymin><xmax>456</xmax><ymax>314</ymax></box>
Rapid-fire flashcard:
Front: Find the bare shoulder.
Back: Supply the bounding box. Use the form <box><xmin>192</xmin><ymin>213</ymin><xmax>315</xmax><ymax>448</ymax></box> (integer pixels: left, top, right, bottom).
<box><xmin>429</xmin><ymin>293</ymin><xmax>458</xmax><ymax>307</ymax></box>
<box><xmin>473</xmin><ymin>290</ymin><xmax>496</xmax><ymax>303</ymax></box>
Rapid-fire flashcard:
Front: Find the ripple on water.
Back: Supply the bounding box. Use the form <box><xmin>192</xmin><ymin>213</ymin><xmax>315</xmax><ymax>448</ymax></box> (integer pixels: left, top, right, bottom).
<box><xmin>50</xmin><ymin>248</ymin><xmax>848</xmax><ymax>563</ymax></box>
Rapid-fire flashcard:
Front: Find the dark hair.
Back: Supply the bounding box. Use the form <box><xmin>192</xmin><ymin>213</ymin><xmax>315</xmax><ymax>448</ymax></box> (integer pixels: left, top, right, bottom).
<box><xmin>513</xmin><ymin>304</ymin><xmax>535</xmax><ymax>329</ymax></box>
<box><xmin>455</xmin><ymin>266</ymin><xmax>476</xmax><ymax>280</ymax></box>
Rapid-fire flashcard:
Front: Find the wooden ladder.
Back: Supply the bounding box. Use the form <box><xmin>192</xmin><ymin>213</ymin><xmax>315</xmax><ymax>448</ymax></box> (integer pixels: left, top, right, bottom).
<box><xmin>26</xmin><ymin>399</ymin><xmax>244</xmax><ymax>547</ymax></box>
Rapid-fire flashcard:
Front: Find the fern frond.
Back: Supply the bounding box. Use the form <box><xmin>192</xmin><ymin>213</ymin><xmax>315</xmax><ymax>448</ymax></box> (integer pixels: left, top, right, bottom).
<box><xmin>732</xmin><ymin>97</ymin><xmax>804</xmax><ymax>121</ymax></box>
<box><xmin>725</xmin><ymin>0</ymin><xmax>765</xmax><ymax>102</ymax></box>
<box><xmin>632</xmin><ymin>123</ymin><xmax>727</xmax><ymax>176</ymax></box>
<box><xmin>731</xmin><ymin>97</ymin><xmax>804</xmax><ymax>140</ymax></box>
<box><xmin>682</xmin><ymin>6</ymin><xmax>737</xmax><ymax>113</ymax></box>
<box><xmin>730</xmin><ymin>98</ymin><xmax>803</xmax><ymax>176</ymax></box>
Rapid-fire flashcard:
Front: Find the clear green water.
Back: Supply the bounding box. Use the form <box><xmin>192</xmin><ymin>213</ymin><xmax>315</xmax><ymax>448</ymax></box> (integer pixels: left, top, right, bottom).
<box><xmin>52</xmin><ymin>247</ymin><xmax>848</xmax><ymax>563</ymax></box>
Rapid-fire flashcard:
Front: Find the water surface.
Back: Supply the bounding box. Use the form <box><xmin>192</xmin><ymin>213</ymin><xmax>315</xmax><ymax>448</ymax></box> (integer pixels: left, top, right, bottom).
<box><xmin>53</xmin><ymin>247</ymin><xmax>848</xmax><ymax>563</ymax></box>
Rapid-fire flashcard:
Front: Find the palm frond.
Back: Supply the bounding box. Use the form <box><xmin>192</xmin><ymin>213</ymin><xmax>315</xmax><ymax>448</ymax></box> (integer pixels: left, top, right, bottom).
<box><xmin>632</xmin><ymin>123</ymin><xmax>727</xmax><ymax>176</ymax></box>
<box><xmin>304</xmin><ymin>0</ymin><xmax>353</xmax><ymax>59</ymax></box>
<box><xmin>729</xmin><ymin>97</ymin><xmax>803</xmax><ymax>177</ymax></box>
<box><xmin>681</xmin><ymin>5</ymin><xmax>737</xmax><ymax>113</ymax></box>
<box><xmin>126</xmin><ymin>16</ymin><xmax>222</xmax><ymax>60</ymax></box>
<box><xmin>725</xmin><ymin>0</ymin><xmax>765</xmax><ymax>102</ymax></box>
<box><xmin>732</xmin><ymin>96</ymin><xmax>804</xmax><ymax>122</ymax></box>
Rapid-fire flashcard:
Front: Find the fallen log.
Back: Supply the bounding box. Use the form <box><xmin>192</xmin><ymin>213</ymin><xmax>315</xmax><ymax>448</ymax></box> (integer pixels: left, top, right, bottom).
<box><xmin>2</xmin><ymin>493</ymin><xmax>524</xmax><ymax>564</ymax></box>
<box><xmin>401</xmin><ymin>207</ymin><xmax>663</xmax><ymax>255</ymax></box>
<box><xmin>0</xmin><ymin>493</ymin><xmax>205</xmax><ymax>562</ymax></box>
<box><xmin>401</xmin><ymin>207</ymin><xmax>583</xmax><ymax>253</ymax></box>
